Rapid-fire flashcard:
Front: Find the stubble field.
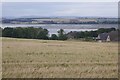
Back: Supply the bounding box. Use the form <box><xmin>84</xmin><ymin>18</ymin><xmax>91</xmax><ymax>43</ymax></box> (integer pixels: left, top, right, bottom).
<box><xmin>2</xmin><ymin>38</ymin><xmax>118</xmax><ymax>78</ymax></box>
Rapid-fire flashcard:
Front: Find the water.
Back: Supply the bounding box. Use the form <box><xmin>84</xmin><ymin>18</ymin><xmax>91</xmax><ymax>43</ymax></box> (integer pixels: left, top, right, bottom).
<box><xmin>1</xmin><ymin>24</ymin><xmax>118</xmax><ymax>35</ymax></box>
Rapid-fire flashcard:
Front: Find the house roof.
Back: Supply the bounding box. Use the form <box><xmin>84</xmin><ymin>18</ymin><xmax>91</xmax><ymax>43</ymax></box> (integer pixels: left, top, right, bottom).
<box><xmin>108</xmin><ymin>31</ymin><xmax>119</xmax><ymax>41</ymax></box>
<box><xmin>98</xmin><ymin>33</ymin><xmax>109</xmax><ymax>40</ymax></box>
<box><xmin>98</xmin><ymin>31</ymin><xmax>119</xmax><ymax>41</ymax></box>
<box><xmin>66</xmin><ymin>31</ymin><xmax>78</xmax><ymax>38</ymax></box>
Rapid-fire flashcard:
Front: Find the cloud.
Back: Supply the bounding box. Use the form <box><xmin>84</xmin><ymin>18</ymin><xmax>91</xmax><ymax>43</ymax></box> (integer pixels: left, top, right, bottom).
<box><xmin>54</xmin><ymin>9</ymin><xmax>81</xmax><ymax>16</ymax></box>
<box><xmin>2</xmin><ymin>2</ymin><xmax>118</xmax><ymax>17</ymax></box>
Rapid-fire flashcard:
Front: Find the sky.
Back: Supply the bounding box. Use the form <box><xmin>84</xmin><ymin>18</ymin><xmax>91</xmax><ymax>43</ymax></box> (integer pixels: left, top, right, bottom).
<box><xmin>1</xmin><ymin>0</ymin><xmax>119</xmax><ymax>2</ymax></box>
<box><xmin>2</xmin><ymin>2</ymin><xmax>118</xmax><ymax>18</ymax></box>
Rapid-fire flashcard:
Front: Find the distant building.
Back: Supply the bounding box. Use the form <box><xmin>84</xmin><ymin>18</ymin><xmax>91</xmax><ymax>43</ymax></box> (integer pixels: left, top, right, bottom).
<box><xmin>66</xmin><ymin>31</ymin><xmax>78</xmax><ymax>39</ymax></box>
<box><xmin>96</xmin><ymin>31</ymin><xmax>119</xmax><ymax>42</ymax></box>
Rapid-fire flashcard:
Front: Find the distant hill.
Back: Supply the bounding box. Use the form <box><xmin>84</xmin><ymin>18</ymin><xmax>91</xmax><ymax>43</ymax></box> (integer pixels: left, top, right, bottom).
<box><xmin>2</xmin><ymin>17</ymin><xmax>118</xmax><ymax>24</ymax></box>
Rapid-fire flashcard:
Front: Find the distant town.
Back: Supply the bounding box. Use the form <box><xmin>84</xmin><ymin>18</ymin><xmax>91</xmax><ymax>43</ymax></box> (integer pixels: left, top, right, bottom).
<box><xmin>1</xmin><ymin>17</ymin><xmax>118</xmax><ymax>24</ymax></box>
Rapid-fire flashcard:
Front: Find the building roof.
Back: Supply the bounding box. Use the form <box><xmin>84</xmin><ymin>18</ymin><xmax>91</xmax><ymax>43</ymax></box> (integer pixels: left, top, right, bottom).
<box><xmin>67</xmin><ymin>31</ymin><xmax>78</xmax><ymax>39</ymax></box>
<box><xmin>98</xmin><ymin>33</ymin><xmax>109</xmax><ymax>40</ymax></box>
<box><xmin>108</xmin><ymin>31</ymin><xmax>119</xmax><ymax>41</ymax></box>
<box><xmin>97</xmin><ymin>31</ymin><xmax>119</xmax><ymax>41</ymax></box>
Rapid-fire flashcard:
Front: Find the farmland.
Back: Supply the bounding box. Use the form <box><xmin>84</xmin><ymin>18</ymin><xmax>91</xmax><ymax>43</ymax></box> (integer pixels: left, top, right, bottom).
<box><xmin>2</xmin><ymin>38</ymin><xmax>118</xmax><ymax>78</ymax></box>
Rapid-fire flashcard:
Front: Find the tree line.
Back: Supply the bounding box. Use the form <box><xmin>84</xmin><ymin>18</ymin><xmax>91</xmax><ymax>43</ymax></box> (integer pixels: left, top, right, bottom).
<box><xmin>70</xmin><ymin>28</ymin><xmax>117</xmax><ymax>38</ymax></box>
<box><xmin>1</xmin><ymin>27</ymin><xmax>67</xmax><ymax>40</ymax></box>
<box><xmin>0</xmin><ymin>27</ymin><xmax>118</xmax><ymax>41</ymax></box>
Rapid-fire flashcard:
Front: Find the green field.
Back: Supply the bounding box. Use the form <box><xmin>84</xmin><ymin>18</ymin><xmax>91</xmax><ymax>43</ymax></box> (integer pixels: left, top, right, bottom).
<box><xmin>2</xmin><ymin>38</ymin><xmax>118</xmax><ymax>78</ymax></box>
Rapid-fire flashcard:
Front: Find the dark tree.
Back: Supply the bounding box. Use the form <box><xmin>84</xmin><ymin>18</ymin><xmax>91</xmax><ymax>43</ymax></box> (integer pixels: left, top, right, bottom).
<box><xmin>2</xmin><ymin>27</ymin><xmax>14</xmax><ymax>37</ymax></box>
<box><xmin>97</xmin><ymin>28</ymin><xmax>116</xmax><ymax>34</ymax></box>
<box><xmin>50</xmin><ymin>34</ymin><xmax>58</xmax><ymax>40</ymax></box>
<box><xmin>37</xmin><ymin>28</ymin><xmax>49</xmax><ymax>39</ymax></box>
<box><xmin>0</xmin><ymin>27</ymin><xmax>2</xmax><ymax>37</ymax></box>
<box><xmin>57</xmin><ymin>29</ymin><xmax>67</xmax><ymax>40</ymax></box>
<box><xmin>2</xmin><ymin>27</ymin><xmax>49</xmax><ymax>40</ymax></box>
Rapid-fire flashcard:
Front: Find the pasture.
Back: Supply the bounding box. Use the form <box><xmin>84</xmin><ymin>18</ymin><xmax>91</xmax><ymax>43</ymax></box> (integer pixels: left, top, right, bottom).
<box><xmin>2</xmin><ymin>38</ymin><xmax>118</xmax><ymax>78</ymax></box>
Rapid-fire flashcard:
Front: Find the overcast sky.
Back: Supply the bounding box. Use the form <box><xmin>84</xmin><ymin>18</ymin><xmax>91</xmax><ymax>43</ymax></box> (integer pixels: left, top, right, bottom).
<box><xmin>1</xmin><ymin>0</ymin><xmax>119</xmax><ymax>2</ymax></box>
<box><xmin>2</xmin><ymin>2</ymin><xmax>118</xmax><ymax>18</ymax></box>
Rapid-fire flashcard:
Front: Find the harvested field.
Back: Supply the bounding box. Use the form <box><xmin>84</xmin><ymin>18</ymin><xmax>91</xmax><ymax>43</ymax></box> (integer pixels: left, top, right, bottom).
<box><xmin>2</xmin><ymin>38</ymin><xmax>118</xmax><ymax>78</ymax></box>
